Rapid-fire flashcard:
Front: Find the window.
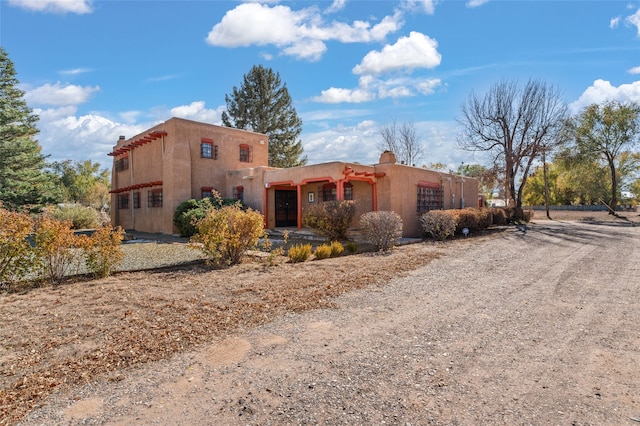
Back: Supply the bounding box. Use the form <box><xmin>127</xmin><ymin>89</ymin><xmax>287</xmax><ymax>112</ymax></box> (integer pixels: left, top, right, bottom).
<box><xmin>117</xmin><ymin>194</ymin><xmax>129</xmax><ymax>209</ymax></box>
<box><xmin>417</xmin><ymin>183</ymin><xmax>443</xmax><ymax>213</ymax></box>
<box><xmin>323</xmin><ymin>183</ymin><xmax>337</xmax><ymax>202</ymax></box>
<box><xmin>148</xmin><ymin>189</ymin><xmax>163</xmax><ymax>208</ymax></box>
<box><xmin>133</xmin><ymin>191</ymin><xmax>141</xmax><ymax>209</ymax></box>
<box><xmin>115</xmin><ymin>157</ymin><xmax>129</xmax><ymax>172</ymax></box>
<box><xmin>201</xmin><ymin>139</ymin><xmax>218</xmax><ymax>159</ymax></box>
<box><xmin>239</xmin><ymin>144</ymin><xmax>252</xmax><ymax>163</ymax></box>
<box><xmin>344</xmin><ymin>182</ymin><xmax>353</xmax><ymax>201</ymax></box>
<box><xmin>233</xmin><ymin>186</ymin><xmax>244</xmax><ymax>202</ymax></box>
<box><xmin>201</xmin><ymin>187</ymin><xmax>214</xmax><ymax>199</ymax></box>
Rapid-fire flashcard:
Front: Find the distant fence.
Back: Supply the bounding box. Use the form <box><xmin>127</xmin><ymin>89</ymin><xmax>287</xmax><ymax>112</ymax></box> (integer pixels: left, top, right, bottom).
<box><xmin>525</xmin><ymin>205</ymin><xmax>636</xmax><ymax>212</ymax></box>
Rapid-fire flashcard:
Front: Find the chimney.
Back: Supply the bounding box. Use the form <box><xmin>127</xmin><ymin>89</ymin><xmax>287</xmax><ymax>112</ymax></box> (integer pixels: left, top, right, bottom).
<box><xmin>378</xmin><ymin>150</ymin><xmax>397</xmax><ymax>164</ymax></box>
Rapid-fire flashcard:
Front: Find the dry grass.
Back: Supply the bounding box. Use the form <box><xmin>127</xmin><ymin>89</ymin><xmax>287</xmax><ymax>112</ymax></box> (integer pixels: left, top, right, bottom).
<box><xmin>0</xmin><ymin>241</ymin><xmax>452</xmax><ymax>425</ymax></box>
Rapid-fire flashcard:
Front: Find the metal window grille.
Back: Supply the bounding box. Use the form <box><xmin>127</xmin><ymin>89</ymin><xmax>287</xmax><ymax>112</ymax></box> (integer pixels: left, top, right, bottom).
<box><xmin>239</xmin><ymin>145</ymin><xmax>252</xmax><ymax>162</ymax></box>
<box><xmin>115</xmin><ymin>157</ymin><xmax>129</xmax><ymax>172</ymax></box>
<box><xmin>117</xmin><ymin>194</ymin><xmax>129</xmax><ymax>209</ymax></box>
<box><xmin>417</xmin><ymin>185</ymin><xmax>444</xmax><ymax>213</ymax></box>
<box><xmin>148</xmin><ymin>189</ymin><xmax>163</xmax><ymax>208</ymax></box>
<box><xmin>133</xmin><ymin>191</ymin><xmax>140</xmax><ymax>209</ymax></box>
<box><xmin>201</xmin><ymin>142</ymin><xmax>212</xmax><ymax>158</ymax></box>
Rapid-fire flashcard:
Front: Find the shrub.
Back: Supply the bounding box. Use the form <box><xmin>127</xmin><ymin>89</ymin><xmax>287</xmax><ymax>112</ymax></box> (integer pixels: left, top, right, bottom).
<box><xmin>84</xmin><ymin>226</ymin><xmax>125</xmax><ymax>278</ymax></box>
<box><xmin>174</xmin><ymin>198</ymin><xmax>214</xmax><ymax>237</ymax></box>
<box><xmin>0</xmin><ymin>206</ymin><xmax>35</xmax><ymax>288</ymax></box>
<box><xmin>288</xmin><ymin>243</ymin><xmax>312</xmax><ymax>263</ymax></box>
<box><xmin>344</xmin><ymin>241</ymin><xmax>358</xmax><ymax>254</ymax></box>
<box><xmin>421</xmin><ymin>210</ymin><xmax>457</xmax><ymax>241</ymax></box>
<box><xmin>302</xmin><ymin>200</ymin><xmax>356</xmax><ymax>241</ymax></box>
<box><xmin>32</xmin><ymin>215</ymin><xmax>87</xmax><ymax>284</ymax></box>
<box><xmin>504</xmin><ymin>207</ymin><xmax>534</xmax><ymax>224</ymax></box>
<box><xmin>452</xmin><ymin>208</ymin><xmax>493</xmax><ymax>233</ymax></box>
<box><xmin>190</xmin><ymin>205</ymin><xmax>264</xmax><ymax>266</ymax></box>
<box><xmin>330</xmin><ymin>241</ymin><xmax>344</xmax><ymax>257</ymax></box>
<box><xmin>359</xmin><ymin>211</ymin><xmax>403</xmax><ymax>252</ymax></box>
<box><xmin>490</xmin><ymin>207</ymin><xmax>508</xmax><ymax>225</ymax></box>
<box><xmin>313</xmin><ymin>244</ymin><xmax>332</xmax><ymax>260</ymax></box>
<box><xmin>52</xmin><ymin>204</ymin><xmax>99</xmax><ymax>229</ymax></box>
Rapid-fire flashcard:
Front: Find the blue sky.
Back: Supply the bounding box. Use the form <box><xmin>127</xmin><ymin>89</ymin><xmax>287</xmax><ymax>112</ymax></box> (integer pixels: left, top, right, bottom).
<box><xmin>2</xmin><ymin>0</ymin><xmax>640</xmax><ymax>170</ymax></box>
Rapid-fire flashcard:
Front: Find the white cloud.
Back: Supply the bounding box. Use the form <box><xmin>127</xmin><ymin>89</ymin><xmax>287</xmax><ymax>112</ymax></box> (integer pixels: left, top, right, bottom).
<box><xmin>205</xmin><ymin>3</ymin><xmax>403</xmax><ymax>61</ymax></box>
<box><xmin>313</xmin><ymin>87</ymin><xmax>376</xmax><ymax>104</ymax></box>
<box><xmin>314</xmin><ymin>75</ymin><xmax>442</xmax><ymax>103</ymax></box>
<box><xmin>353</xmin><ymin>31</ymin><xmax>441</xmax><ymax>75</ymax></box>
<box><xmin>629</xmin><ymin>66</ymin><xmax>640</xmax><ymax>74</ymax></box>
<box><xmin>25</xmin><ymin>82</ymin><xmax>99</xmax><ymax>106</ymax></box>
<box><xmin>627</xmin><ymin>9</ymin><xmax>640</xmax><ymax>36</ymax></box>
<box><xmin>59</xmin><ymin>68</ymin><xmax>92</xmax><ymax>76</ymax></box>
<box><xmin>466</xmin><ymin>0</ymin><xmax>489</xmax><ymax>8</ymax></box>
<box><xmin>8</xmin><ymin>0</ymin><xmax>92</xmax><ymax>14</ymax></box>
<box><xmin>610</xmin><ymin>16</ymin><xmax>621</xmax><ymax>29</ymax></box>
<box><xmin>325</xmin><ymin>0</ymin><xmax>347</xmax><ymax>14</ymax></box>
<box><xmin>401</xmin><ymin>0</ymin><xmax>439</xmax><ymax>15</ymax></box>
<box><xmin>170</xmin><ymin>101</ymin><xmax>225</xmax><ymax>124</ymax></box>
<box><xmin>570</xmin><ymin>79</ymin><xmax>640</xmax><ymax>112</ymax></box>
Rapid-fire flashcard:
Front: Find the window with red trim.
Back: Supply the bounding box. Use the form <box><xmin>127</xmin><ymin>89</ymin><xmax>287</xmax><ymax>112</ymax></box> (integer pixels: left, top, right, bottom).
<box><xmin>323</xmin><ymin>183</ymin><xmax>336</xmax><ymax>202</ymax></box>
<box><xmin>417</xmin><ymin>183</ymin><xmax>443</xmax><ymax>213</ymax></box>
<box><xmin>201</xmin><ymin>187</ymin><xmax>215</xmax><ymax>199</ymax></box>
<box><xmin>201</xmin><ymin>139</ymin><xmax>218</xmax><ymax>159</ymax></box>
<box><xmin>344</xmin><ymin>182</ymin><xmax>353</xmax><ymax>200</ymax></box>
<box><xmin>239</xmin><ymin>144</ymin><xmax>252</xmax><ymax>162</ymax></box>
<box><xmin>233</xmin><ymin>186</ymin><xmax>244</xmax><ymax>201</ymax></box>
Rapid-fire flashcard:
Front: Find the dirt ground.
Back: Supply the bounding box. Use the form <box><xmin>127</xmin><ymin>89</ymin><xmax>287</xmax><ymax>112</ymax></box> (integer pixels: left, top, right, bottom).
<box><xmin>2</xmin><ymin>210</ymin><xmax>640</xmax><ymax>425</ymax></box>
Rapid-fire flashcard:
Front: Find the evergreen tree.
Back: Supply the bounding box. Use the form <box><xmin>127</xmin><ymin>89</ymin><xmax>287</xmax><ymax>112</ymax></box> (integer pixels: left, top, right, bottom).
<box><xmin>222</xmin><ymin>65</ymin><xmax>307</xmax><ymax>168</ymax></box>
<box><xmin>0</xmin><ymin>47</ymin><xmax>59</xmax><ymax>211</ymax></box>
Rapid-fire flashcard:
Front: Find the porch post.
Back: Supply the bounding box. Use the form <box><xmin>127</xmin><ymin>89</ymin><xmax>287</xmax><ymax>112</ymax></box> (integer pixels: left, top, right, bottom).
<box><xmin>296</xmin><ymin>184</ymin><xmax>302</xmax><ymax>229</ymax></box>
<box><xmin>263</xmin><ymin>187</ymin><xmax>268</xmax><ymax>229</ymax></box>
<box><xmin>372</xmin><ymin>182</ymin><xmax>378</xmax><ymax>211</ymax></box>
<box><xmin>336</xmin><ymin>179</ymin><xmax>344</xmax><ymax>200</ymax></box>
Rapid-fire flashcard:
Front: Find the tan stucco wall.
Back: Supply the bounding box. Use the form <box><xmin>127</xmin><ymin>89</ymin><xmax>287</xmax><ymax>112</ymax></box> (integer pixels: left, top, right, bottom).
<box><xmin>110</xmin><ymin>117</ymin><xmax>268</xmax><ymax>234</ymax></box>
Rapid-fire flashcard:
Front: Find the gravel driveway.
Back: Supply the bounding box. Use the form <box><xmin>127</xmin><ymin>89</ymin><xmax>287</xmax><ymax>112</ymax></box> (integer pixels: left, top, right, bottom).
<box><xmin>20</xmin><ymin>220</ymin><xmax>640</xmax><ymax>425</ymax></box>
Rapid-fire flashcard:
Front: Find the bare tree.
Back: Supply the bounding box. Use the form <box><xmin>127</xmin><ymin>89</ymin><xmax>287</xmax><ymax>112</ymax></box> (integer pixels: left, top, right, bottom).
<box><xmin>378</xmin><ymin>121</ymin><xmax>424</xmax><ymax>166</ymax></box>
<box><xmin>457</xmin><ymin>79</ymin><xmax>567</xmax><ymax>208</ymax></box>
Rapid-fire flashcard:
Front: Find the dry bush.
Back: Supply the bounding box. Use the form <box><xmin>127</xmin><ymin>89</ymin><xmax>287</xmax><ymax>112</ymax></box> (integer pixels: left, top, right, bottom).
<box><xmin>51</xmin><ymin>205</ymin><xmax>100</xmax><ymax>229</ymax></box>
<box><xmin>191</xmin><ymin>206</ymin><xmax>264</xmax><ymax>266</ymax></box>
<box><xmin>288</xmin><ymin>243</ymin><xmax>312</xmax><ymax>263</ymax></box>
<box><xmin>421</xmin><ymin>210</ymin><xmax>457</xmax><ymax>241</ymax></box>
<box><xmin>359</xmin><ymin>211</ymin><xmax>403</xmax><ymax>252</ymax></box>
<box><xmin>0</xmin><ymin>206</ymin><xmax>35</xmax><ymax>288</ymax></box>
<box><xmin>313</xmin><ymin>244</ymin><xmax>332</xmax><ymax>260</ymax></box>
<box><xmin>32</xmin><ymin>215</ymin><xmax>87</xmax><ymax>284</ymax></box>
<box><xmin>490</xmin><ymin>207</ymin><xmax>508</xmax><ymax>225</ymax></box>
<box><xmin>330</xmin><ymin>241</ymin><xmax>344</xmax><ymax>257</ymax></box>
<box><xmin>84</xmin><ymin>226</ymin><xmax>125</xmax><ymax>278</ymax></box>
<box><xmin>302</xmin><ymin>200</ymin><xmax>356</xmax><ymax>241</ymax></box>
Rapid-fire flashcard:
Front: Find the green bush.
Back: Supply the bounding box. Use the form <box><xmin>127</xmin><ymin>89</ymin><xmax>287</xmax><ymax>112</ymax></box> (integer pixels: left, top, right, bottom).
<box><xmin>421</xmin><ymin>210</ymin><xmax>457</xmax><ymax>241</ymax></box>
<box><xmin>190</xmin><ymin>205</ymin><xmax>264</xmax><ymax>266</ymax></box>
<box><xmin>359</xmin><ymin>211</ymin><xmax>403</xmax><ymax>252</ymax></box>
<box><xmin>52</xmin><ymin>204</ymin><xmax>99</xmax><ymax>229</ymax></box>
<box><xmin>288</xmin><ymin>243</ymin><xmax>312</xmax><ymax>263</ymax></box>
<box><xmin>344</xmin><ymin>241</ymin><xmax>358</xmax><ymax>254</ymax></box>
<box><xmin>302</xmin><ymin>200</ymin><xmax>356</xmax><ymax>241</ymax></box>
<box><xmin>313</xmin><ymin>244</ymin><xmax>332</xmax><ymax>260</ymax></box>
<box><xmin>0</xmin><ymin>206</ymin><xmax>35</xmax><ymax>288</ymax></box>
<box><xmin>330</xmin><ymin>241</ymin><xmax>344</xmax><ymax>257</ymax></box>
<box><xmin>174</xmin><ymin>198</ymin><xmax>214</xmax><ymax>237</ymax></box>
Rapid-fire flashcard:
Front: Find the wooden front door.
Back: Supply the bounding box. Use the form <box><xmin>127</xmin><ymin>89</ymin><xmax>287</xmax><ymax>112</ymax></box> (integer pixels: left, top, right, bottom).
<box><xmin>275</xmin><ymin>190</ymin><xmax>297</xmax><ymax>227</ymax></box>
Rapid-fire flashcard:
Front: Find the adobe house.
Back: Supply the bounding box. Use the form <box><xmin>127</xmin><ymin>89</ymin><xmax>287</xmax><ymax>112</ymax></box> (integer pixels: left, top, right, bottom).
<box><xmin>110</xmin><ymin>118</ymin><xmax>478</xmax><ymax>238</ymax></box>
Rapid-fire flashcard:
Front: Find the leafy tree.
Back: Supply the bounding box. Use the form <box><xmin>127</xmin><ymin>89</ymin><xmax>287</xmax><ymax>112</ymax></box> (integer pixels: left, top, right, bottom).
<box><xmin>564</xmin><ymin>101</ymin><xmax>640</xmax><ymax>212</ymax></box>
<box><xmin>222</xmin><ymin>65</ymin><xmax>306</xmax><ymax>168</ymax></box>
<box><xmin>457</xmin><ymin>163</ymin><xmax>497</xmax><ymax>199</ymax></box>
<box><xmin>50</xmin><ymin>160</ymin><xmax>110</xmax><ymax>209</ymax></box>
<box><xmin>378</xmin><ymin>121</ymin><xmax>424</xmax><ymax>166</ymax></box>
<box><xmin>457</xmin><ymin>79</ymin><xmax>567</xmax><ymax>208</ymax></box>
<box><xmin>0</xmin><ymin>47</ymin><xmax>60</xmax><ymax>211</ymax></box>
